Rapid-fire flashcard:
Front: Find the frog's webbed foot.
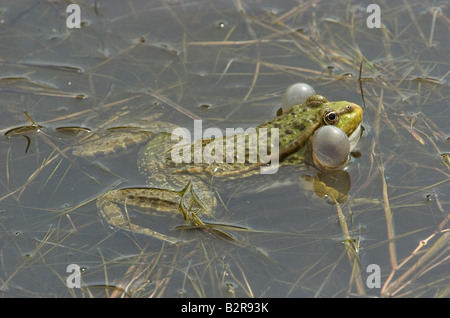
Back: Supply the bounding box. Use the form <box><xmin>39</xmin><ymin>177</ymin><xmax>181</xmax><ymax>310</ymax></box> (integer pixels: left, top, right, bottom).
<box><xmin>97</xmin><ymin>188</ymin><xmax>185</xmax><ymax>244</ymax></box>
<box><xmin>299</xmin><ymin>170</ymin><xmax>350</xmax><ymax>204</ymax></box>
<box><xmin>177</xmin><ymin>180</ymin><xmax>216</xmax><ymax>221</ymax></box>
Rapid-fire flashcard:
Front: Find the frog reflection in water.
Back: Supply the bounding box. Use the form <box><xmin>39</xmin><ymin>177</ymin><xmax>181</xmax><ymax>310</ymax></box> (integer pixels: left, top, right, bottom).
<box><xmin>73</xmin><ymin>95</ymin><xmax>363</xmax><ymax>244</ymax></box>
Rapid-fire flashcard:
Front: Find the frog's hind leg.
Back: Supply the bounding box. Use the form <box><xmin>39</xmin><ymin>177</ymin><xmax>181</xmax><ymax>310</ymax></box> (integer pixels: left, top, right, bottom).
<box><xmin>97</xmin><ymin>188</ymin><xmax>184</xmax><ymax>244</ymax></box>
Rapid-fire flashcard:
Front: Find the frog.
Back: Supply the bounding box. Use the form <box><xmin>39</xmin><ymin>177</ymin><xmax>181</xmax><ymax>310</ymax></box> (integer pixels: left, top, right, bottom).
<box><xmin>73</xmin><ymin>94</ymin><xmax>363</xmax><ymax>244</ymax></box>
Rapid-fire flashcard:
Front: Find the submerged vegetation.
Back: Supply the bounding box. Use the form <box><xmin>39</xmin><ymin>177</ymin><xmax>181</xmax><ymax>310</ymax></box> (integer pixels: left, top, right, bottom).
<box><xmin>0</xmin><ymin>0</ymin><xmax>448</xmax><ymax>297</ymax></box>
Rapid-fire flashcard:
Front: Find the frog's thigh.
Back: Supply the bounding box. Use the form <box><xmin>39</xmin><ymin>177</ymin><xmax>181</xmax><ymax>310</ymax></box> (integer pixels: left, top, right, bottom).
<box><xmin>97</xmin><ymin>188</ymin><xmax>183</xmax><ymax>244</ymax></box>
<box><xmin>73</xmin><ymin>131</ymin><xmax>152</xmax><ymax>157</ymax></box>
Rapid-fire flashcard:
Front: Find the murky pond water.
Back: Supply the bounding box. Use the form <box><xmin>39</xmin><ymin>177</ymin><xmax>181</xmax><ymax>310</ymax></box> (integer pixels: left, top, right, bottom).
<box><xmin>0</xmin><ymin>0</ymin><xmax>448</xmax><ymax>298</ymax></box>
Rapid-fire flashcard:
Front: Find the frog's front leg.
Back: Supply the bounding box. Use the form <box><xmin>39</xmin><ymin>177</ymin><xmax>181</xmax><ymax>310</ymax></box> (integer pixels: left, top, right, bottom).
<box><xmin>97</xmin><ymin>188</ymin><xmax>185</xmax><ymax>244</ymax></box>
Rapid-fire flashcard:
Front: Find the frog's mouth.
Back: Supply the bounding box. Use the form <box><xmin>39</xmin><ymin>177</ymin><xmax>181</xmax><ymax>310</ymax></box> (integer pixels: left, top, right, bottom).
<box><xmin>336</xmin><ymin>102</ymin><xmax>363</xmax><ymax>151</ymax></box>
<box><xmin>348</xmin><ymin>123</ymin><xmax>362</xmax><ymax>151</ymax></box>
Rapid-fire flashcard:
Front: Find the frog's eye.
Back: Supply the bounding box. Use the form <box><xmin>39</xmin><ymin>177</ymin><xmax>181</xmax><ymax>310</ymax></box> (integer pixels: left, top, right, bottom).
<box><xmin>323</xmin><ymin>109</ymin><xmax>340</xmax><ymax>125</ymax></box>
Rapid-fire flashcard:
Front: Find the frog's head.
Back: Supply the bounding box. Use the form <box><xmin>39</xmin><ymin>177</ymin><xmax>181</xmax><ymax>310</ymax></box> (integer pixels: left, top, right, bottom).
<box><xmin>309</xmin><ymin>96</ymin><xmax>363</xmax><ymax>170</ymax></box>
<box><xmin>322</xmin><ymin>100</ymin><xmax>363</xmax><ymax>150</ymax></box>
<box><xmin>301</xmin><ymin>95</ymin><xmax>363</xmax><ymax>146</ymax></box>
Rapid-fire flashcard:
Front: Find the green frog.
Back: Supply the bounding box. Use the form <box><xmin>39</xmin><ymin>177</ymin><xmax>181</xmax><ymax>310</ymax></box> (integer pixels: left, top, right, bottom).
<box><xmin>73</xmin><ymin>95</ymin><xmax>363</xmax><ymax>244</ymax></box>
